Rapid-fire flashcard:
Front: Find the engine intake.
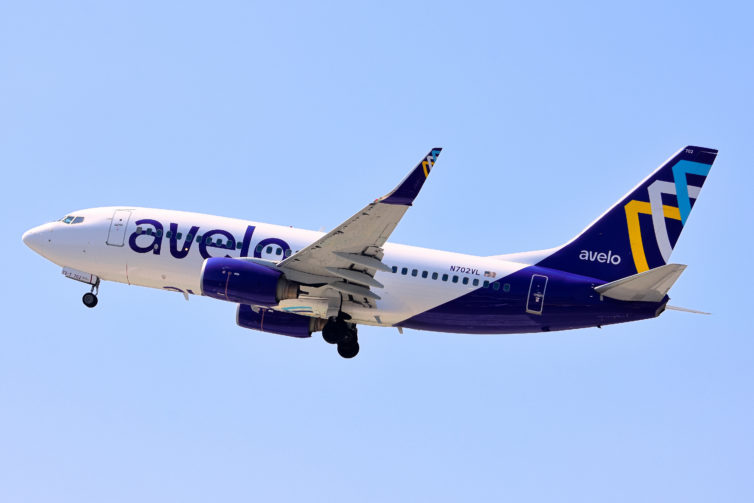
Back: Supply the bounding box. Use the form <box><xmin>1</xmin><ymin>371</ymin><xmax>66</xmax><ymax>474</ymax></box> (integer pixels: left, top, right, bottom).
<box><xmin>200</xmin><ymin>257</ymin><xmax>298</xmax><ymax>306</ymax></box>
<box><xmin>237</xmin><ymin>305</ymin><xmax>326</xmax><ymax>338</ymax></box>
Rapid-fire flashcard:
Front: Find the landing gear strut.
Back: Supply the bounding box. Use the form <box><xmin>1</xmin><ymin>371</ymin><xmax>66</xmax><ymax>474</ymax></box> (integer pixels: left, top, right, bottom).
<box><xmin>322</xmin><ymin>317</ymin><xmax>359</xmax><ymax>358</ymax></box>
<box><xmin>82</xmin><ymin>280</ymin><xmax>100</xmax><ymax>308</ymax></box>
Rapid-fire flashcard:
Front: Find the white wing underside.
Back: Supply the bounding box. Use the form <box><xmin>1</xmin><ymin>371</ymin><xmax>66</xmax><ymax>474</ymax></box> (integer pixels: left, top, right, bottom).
<box><xmin>274</xmin><ymin>149</ymin><xmax>442</xmax><ymax>314</ymax></box>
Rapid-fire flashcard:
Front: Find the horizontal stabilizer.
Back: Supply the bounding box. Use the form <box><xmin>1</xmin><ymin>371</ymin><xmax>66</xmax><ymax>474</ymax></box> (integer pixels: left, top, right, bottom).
<box><xmin>594</xmin><ymin>263</ymin><xmax>686</xmax><ymax>302</ymax></box>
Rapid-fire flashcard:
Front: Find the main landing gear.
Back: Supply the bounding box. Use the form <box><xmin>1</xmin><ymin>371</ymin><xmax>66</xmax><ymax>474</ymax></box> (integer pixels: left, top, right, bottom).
<box><xmin>322</xmin><ymin>317</ymin><xmax>359</xmax><ymax>359</ymax></box>
<box><xmin>82</xmin><ymin>280</ymin><xmax>100</xmax><ymax>308</ymax></box>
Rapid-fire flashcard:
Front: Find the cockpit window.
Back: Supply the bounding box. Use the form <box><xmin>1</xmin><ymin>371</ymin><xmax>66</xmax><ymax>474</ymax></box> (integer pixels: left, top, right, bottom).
<box><xmin>60</xmin><ymin>215</ymin><xmax>85</xmax><ymax>224</ymax></box>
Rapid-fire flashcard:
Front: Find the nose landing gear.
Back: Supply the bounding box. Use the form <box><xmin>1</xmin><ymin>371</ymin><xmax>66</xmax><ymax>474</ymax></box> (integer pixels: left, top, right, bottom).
<box><xmin>82</xmin><ymin>292</ymin><xmax>98</xmax><ymax>308</ymax></box>
<box><xmin>82</xmin><ymin>280</ymin><xmax>100</xmax><ymax>308</ymax></box>
<box><xmin>61</xmin><ymin>267</ymin><xmax>101</xmax><ymax>308</ymax></box>
<box><xmin>322</xmin><ymin>317</ymin><xmax>359</xmax><ymax>359</ymax></box>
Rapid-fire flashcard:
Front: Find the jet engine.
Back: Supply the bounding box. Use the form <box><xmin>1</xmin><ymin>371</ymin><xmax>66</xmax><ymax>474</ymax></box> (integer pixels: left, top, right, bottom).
<box><xmin>200</xmin><ymin>257</ymin><xmax>299</xmax><ymax>306</ymax></box>
<box><xmin>236</xmin><ymin>304</ymin><xmax>326</xmax><ymax>338</ymax></box>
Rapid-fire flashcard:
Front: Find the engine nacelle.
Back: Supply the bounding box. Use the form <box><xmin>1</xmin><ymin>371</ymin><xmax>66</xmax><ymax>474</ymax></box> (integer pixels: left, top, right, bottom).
<box><xmin>200</xmin><ymin>257</ymin><xmax>299</xmax><ymax>306</ymax></box>
<box><xmin>236</xmin><ymin>304</ymin><xmax>326</xmax><ymax>338</ymax></box>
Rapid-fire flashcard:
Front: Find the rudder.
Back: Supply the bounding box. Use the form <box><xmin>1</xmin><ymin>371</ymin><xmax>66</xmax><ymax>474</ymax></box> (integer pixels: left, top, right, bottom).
<box><xmin>536</xmin><ymin>146</ymin><xmax>718</xmax><ymax>282</ymax></box>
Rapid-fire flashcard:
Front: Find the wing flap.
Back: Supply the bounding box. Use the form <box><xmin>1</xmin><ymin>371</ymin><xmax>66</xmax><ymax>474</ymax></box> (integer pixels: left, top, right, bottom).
<box><xmin>325</xmin><ymin>267</ymin><xmax>384</xmax><ymax>288</ymax></box>
<box><xmin>332</xmin><ymin>252</ymin><xmax>392</xmax><ymax>272</ymax></box>
<box><xmin>329</xmin><ymin>281</ymin><xmax>381</xmax><ymax>300</ymax></box>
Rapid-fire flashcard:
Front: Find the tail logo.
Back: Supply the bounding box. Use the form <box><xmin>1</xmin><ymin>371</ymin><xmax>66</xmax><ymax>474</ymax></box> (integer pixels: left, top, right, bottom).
<box><xmin>579</xmin><ymin>250</ymin><xmax>622</xmax><ymax>265</ymax></box>
<box><xmin>624</xmin><ymin>160</ymin><xmax>711</xmax><ymax>273</ymax></box>
<box><xmin>422</xmin><ymin>148</ymin><xmax>442</xmax><ymax>178</ymax></box>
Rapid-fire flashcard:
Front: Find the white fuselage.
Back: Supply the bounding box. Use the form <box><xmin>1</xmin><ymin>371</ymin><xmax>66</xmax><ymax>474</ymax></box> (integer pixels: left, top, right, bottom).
<box><xmin>24</xmin><ymin>206</ymin><xmax>530</xmax><ymax>327</ymax></box>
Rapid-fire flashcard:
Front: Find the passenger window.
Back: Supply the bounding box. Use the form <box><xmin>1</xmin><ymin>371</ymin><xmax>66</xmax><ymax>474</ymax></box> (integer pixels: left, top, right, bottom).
<box><xmin>483</xmin><ymin>280</ymin><xmax>490</xmax><ymax>288</ymax></box>
<box><xmin>216</xmin><ymin>238</ymin><xmax>223</xmax><ymax>246</ymax></box>
<box><xmin>256</xmin><ymin>244</ymin><xmax>263</xmax><ymax>253</ymax></box>
<box><xmin>503</xmin><ymin>283</ymin><xmax>511</xmax><ymax>292</ymax></box>
<box><xmin>432</xmin><ymin>272</ymin><xmax>438</xmax><ymax>280</ymax></box>
<box><xmin>72</xmin><ymin>216</ymin><xmax>84</xmax><ymax>224</ymax></box>
<box><xmin>452</xmin><ymin>275</ymin><xmax>459</xmax><ymax>283</ymax></box>
<box><xmin>411</xmin><ymin>269</ymin><xmax>417</xmax><ymax>277</ymax></box>
<box><xmin>284</xmin><ymin>249</ymin><xmax>292</xmax><ymax>257</ymax></box>
<box><xmin>266</xmin><ymin>246</ymin><xmax>273</xmax><ymax>254</ymax></box>
<box><xmin>392</xmin><ymin>266</ymin><xmax>398</xmax><ymax>273</ymax></box>
<box><xmin>205</xmin><ymin>236</ymin><xmax>212</xmax><ymax>244</ymax></box>
<box><xmin>166</xmin><ymin>231</ymin><xmax>173</xmax><ymax>238</ymax></box>
<box><xmin>196</xmin><ymin>235</ymin><xmax>202</xmax><ymax>243</ymax></box>
<box><xmin>177</xmin><ymin>232</ymin><xmax>182</xmax><ymax>240</ymax></box>
<box><xmin>472</xmin><ymin>279</ymin><xmax>479</xmax><ymax>286</ymax></box>
<box><xmin>147</xmin><ymin>228</ymin><xmax>153</xmax><ymax>235</ymax></box>
<box><xmin>421</xmin><ymin>271</ymin><xmax>428</xmax><ymax>278</ymax></box>
<box><xmin>276</xmin><ymin>248</ymin><xmax>282</xmax><ymax>255</ymax></box>
<box><xmin>493</xmin><ymin>283</ymin><xmax>500</xmax><ymax>291</ymax></box>
<box><xmin>442</xmin><ymin>274</ymin><xmax>448</xmax><ymax>281</ymax></box>
<box><xmin>462</xmin><ymin>277</ymin><xmax>469</xmax><ymax>285</ymax></box>
<box><xmin>401</xmin><ymin>267</ymin><xmax>408</xmax><ymax>275</ymax></box>
<box><xmin>237</xmin><ymin>242</ymin><xmax>243</xmax><ymax>249</ymax></box>
<box><xmin>136</xmin><ymin>226</ymin><xmax>143</xmax><ymax>234</ymax></box>
<box><xmin>156</xmin><ymin>230</ymin><xmax>163</xmax><ymax>237</ymax></box>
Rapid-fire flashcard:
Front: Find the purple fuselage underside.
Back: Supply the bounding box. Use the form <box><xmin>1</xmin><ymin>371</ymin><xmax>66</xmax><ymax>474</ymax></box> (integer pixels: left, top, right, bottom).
<box><xmin>397</xmin><ymin>265</ymin><xmax>665</xmax><ymax>334</ymax></box>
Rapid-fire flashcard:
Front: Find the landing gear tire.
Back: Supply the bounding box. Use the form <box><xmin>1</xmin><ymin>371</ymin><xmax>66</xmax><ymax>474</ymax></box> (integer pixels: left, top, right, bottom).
<box><xmin>337</xmin><ymin>341</ymin><xmax>359</xmax><ymax>359</ymax></box>
<box><xmin>323</xmin><ymin>317</ymin><xmax>360</xmax><ymax>357</ymax></box>
<box><xmin>322</xmin><ymin>322</ymin><xmax>340</xmax><ymax>344</ymax></box>
<box><xmin>82</xmin><ymin>292</ymin><xmax>98</xmax><ymax>308</ymax></box>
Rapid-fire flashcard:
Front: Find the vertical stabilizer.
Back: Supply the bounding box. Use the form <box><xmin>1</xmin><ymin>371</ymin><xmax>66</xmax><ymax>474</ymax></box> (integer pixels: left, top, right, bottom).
<box><xmin>536</xmin><ymin>146</ymin><xmax>717</xmax><ymax>282</ymax></box>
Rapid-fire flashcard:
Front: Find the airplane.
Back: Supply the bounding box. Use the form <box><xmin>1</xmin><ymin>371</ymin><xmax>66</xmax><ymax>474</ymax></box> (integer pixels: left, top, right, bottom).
<box><xmin>22</xmin><ymin>145</ymin><xmax>717</xmax><ymax>358</ymax></box>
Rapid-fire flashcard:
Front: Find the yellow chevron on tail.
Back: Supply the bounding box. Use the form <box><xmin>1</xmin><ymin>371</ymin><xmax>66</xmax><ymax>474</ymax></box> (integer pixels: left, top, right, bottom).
<box><xmin>624</xmin><ymin>201</ymin><xmax>681</xmax><ymax>273</ymax></box>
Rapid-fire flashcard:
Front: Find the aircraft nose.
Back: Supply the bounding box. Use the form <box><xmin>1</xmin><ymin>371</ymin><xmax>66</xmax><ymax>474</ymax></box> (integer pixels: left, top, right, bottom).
<box><xmin>22</xmin><ymin>224</ymin><xmax>52</xmax><ymax>254</ymax></box>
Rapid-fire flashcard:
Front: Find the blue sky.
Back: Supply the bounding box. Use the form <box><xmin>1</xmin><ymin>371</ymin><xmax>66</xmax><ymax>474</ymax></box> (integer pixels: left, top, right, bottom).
<box><xmin>2</xmin><ymin>1</ymin><xmax>753</xmax><ymax>501</ymax></box>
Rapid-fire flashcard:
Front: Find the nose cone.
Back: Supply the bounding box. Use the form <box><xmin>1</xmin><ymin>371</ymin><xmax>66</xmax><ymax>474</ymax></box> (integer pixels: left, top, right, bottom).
<box><xmin>22</xmin><ymin>224</ymin><xmax>52</xmax><ymax>255</ymax></box>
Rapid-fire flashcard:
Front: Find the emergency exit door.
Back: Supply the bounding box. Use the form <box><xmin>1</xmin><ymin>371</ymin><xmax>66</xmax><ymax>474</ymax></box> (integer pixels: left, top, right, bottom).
<box><xmin>526</xmin><ymin>274</ymin><xmax>548</xmax><ymax>315</ymax></box>
<box><xmin>106</xmin><ymin>209</ymin><xmax>132</xmax><ymax>246</ymax></box>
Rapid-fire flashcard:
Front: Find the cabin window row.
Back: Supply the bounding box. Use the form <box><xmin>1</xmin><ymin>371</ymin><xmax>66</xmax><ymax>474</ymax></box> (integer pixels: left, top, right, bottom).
<box><xmin>389</xmin><ymin>266</ymin><xmax>510</xmax><ymax>291</ymax></box>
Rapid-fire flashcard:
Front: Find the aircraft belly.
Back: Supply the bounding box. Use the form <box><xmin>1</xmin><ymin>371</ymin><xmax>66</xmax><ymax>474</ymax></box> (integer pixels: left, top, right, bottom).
<box><xmin>397</xmin><ymin>265</ymin><xmax>663</xmax><ymax>334</ymax></box>
<box><xmin>124</xmin><ymin>251</ymin><xmax>202</xmax><ymax>293</ymax></box>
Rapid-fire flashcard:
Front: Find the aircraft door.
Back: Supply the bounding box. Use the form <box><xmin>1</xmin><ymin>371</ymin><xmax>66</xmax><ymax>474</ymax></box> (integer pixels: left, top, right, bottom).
<box><xmin>106</xmin><ymin>209</ymin><xmax>132</xmax><ymax>246</ymax></box>
<box><xmin>526</xmin><ymin>274</ymin><xmax>548</xmax><ymax>315</ymax></box>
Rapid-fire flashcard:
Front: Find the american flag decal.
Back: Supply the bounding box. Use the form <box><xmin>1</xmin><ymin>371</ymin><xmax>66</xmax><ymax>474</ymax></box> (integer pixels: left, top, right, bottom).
<box><xmin>484</xmin><ymin>271</ymin><xmax>497</xmax><ymax>278</ymax></box>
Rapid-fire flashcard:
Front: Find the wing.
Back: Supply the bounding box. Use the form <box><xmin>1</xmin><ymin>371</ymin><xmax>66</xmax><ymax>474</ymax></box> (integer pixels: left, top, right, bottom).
<box><xmin>277</xmin><ymin>148</ymin><xmax>442</xmax><ymax>305</ymax></box>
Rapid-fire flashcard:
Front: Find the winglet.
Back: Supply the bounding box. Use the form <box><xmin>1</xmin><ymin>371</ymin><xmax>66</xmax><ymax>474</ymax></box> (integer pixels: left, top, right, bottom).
<box><xmin>378</xmin><ymin>148</ymin><xmax>442</xmax><ymax>205</ymax></box>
